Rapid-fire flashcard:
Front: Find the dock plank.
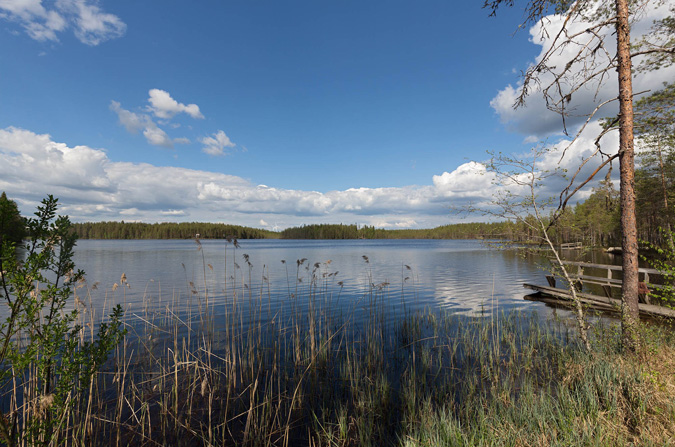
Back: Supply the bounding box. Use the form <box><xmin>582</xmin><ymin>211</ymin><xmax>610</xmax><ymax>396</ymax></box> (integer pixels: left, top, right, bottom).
<box><xmin>523</xmin><ymin>283</ymin><xmax>675</xmax><ymax>319</ymax></box>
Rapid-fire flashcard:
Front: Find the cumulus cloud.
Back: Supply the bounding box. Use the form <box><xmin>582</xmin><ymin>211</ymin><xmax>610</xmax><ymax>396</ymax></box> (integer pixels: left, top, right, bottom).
<box><xmin>372</xmin><ymin>218</ymin><xmax>418</xmax><ymax>228</ymax></box>
<box><xmin>0</xmin><ymin>0</ymin><xmax>125</xmax><ymax>45</ymax></box>
<box><xmin>2</xmin><ymin>126</ymin><xmax>615</xmax><ymax>229</ymax></box>
<box><xmin>433</xmin><ymin>162</ymin><xmax>494</xmax><ymax>199</ymax></box>
<box><xmin>141</xmin><ymin>124</ymin><xmax>173</xmax><ymax>148</ymax></box>
<box><xmin>491</xmin><ymin>2</ymin><xmax>675</xmax><ymax>138</ymax></box>
<box><xmin>200</xmin><ymin>130</ymin><xmax>236</xmax><ymax>156</ymax></box>
<box><xmin>109</xmin><ymin>101</ymin><xmax>145</xmax><ymax>133</ymax></box>
<box><xmin>110</xmin><ymin>101</ymin><xmax>185</xmax><ymax>149</ymax></box>
<box><xmin>147</xmin><ymin>89</ymin><xmax>204</xmax><ymax>120</ymax></box>
<box><xmin>0</xmin><ymin>126</ymin><xmax>112</xmax><ymax>196</ymax></box>
<box><xmin>55</xmin><ymin>0</ymin><xmax>126</xmax><ymax>45</ymax></box>
<box><xmin>110</xmin><ymin>90</ymin><xmax>213</xmax><ymax>151</ymax></box>
<box><xmin>161</xmin><ymin>209</ymin><xmax>187</xmax><ymax>216</ymax></box>
<box><xmin>0</xmin><ymin>126</ymin><xmax>516</xmax><ymax>228</ymax></box>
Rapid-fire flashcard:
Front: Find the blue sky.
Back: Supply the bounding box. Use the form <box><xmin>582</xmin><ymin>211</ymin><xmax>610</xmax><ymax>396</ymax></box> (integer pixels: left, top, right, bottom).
<box><xmin>1</xmin><ymin>1</ymin><xmax>673</xmax><ymax>229</ymax></box>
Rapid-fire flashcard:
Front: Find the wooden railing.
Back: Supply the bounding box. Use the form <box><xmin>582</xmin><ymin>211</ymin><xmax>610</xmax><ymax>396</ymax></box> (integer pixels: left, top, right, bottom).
<box><xmin>544</xmin><ymin>261</ymin><xmax>664</xmax><ymax>303</ymax></box>
<box><xmin>524</xmin><ymin>261</ymin><xmax>675</xmax><ymax>319</ymax></box>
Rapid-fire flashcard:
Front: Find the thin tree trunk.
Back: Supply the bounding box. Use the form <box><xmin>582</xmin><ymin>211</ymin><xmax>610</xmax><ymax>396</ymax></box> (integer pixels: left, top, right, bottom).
<box><xmin>616</xmin><ymin>0</ymin><xmax>640</xmax><ymax>352</ymax></box>
<box><xmin>657</xmin><ymin>142</ymin><xmax>675</xmax><ymax>250</ymax></box>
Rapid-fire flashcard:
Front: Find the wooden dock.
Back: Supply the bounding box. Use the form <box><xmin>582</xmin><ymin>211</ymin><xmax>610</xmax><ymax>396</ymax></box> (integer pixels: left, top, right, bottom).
<box><xmin>524</xmin><ymin>261</ymin><xmax>675</xmax><ymax>319</ymax></box>
<box><xmin>523</xmin><ymin>283</ymin><xmax>675</xmax><ymax>319</ymax></box>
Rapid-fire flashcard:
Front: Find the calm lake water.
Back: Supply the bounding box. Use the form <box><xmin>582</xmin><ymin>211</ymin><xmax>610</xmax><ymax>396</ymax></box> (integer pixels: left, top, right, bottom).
<box><xmin>69</xmin><ymin>239</ymin><xmax>620</xmax><ymax>327</ymax></box>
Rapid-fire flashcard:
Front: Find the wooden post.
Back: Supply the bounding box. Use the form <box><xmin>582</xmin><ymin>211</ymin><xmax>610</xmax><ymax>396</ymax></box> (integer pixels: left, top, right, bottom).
<box><xmin>602</xmin><ymin>284</ymin><xmax>612</xmax><ymax>298</ymax></box>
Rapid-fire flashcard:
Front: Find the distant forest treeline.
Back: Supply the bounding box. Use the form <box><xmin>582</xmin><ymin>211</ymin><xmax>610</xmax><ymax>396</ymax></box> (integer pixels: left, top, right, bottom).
<box><xmin>71</xmin><ymin>221</ymin><xmax>512</xmax><ymax>241</ymax></box>
<box><xmin>277</xmin><ymin>223</ymin><xmax>513</xmax><ymax>240</ymax></box>
<box><xmin>72</xmin><ymin>221</ymin><xmax>279</xmax><ymax>240</ymax></box>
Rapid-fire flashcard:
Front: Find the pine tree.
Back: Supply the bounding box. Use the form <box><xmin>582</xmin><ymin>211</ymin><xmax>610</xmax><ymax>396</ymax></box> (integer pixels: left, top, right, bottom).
<box><xmin>485</xmin><ymin>0</ymin><xmax>675</xmax><ymax>352</ymax></box>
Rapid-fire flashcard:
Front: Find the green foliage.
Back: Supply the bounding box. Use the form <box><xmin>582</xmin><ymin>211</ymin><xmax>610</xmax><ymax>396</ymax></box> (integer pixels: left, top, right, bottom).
<box><xmin>0</xmin><ymin>196</ymin><xmax>125</xmax><ymax>446</ymax></box>
<box><xmin>633</xmin><ymin>82</ymin><xmax>675</xmax><ymax>242</ymax></box>
<box><xmin>570</xmin><ymin>179</ymin><xmax>620</xmax><ymax>246</ymax></box>
<box><xmin>641</xmin><ymin>228</ymin><xmax>675</xmax><ymax>308</ymax></box>
<box><xmin>635</xmin><ymin>153</ymin><xmax>675</xmax><ymax>241</ymax></box>
<box><xmin>635</xmin><ymin>82</ymin><xmax>675</xmax><ymax>138</ymax></box>
<box><xmin>0</xmin><ymin>192</ymin><xmax>26</xmax><ymax>246</ymax></box>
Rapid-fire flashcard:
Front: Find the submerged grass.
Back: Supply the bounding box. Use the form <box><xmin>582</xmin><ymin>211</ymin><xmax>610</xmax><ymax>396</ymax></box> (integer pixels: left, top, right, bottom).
<box><xmin>3</xmin><ymin>246</ymin><xmax>675</xmax><ymax>446</ymax></box>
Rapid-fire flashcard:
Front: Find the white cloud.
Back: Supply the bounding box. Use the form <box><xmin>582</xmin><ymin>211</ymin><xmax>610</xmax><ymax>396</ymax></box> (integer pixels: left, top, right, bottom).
<box><xmin>147</xmin><ymin>89</ymin><xmax>204</xmax><ymax>120</ymax></box>
<box><xmin>1</xmin><ymin>126</ymin><xmax>618</xmax><ymax>229</ymax></box>
<box><xmin>200</xmin><ymin>130</ymin><xmax>235</xmax><ymax>156</ymax></box>
<box><xmin>142</xmin><ymin>124</ymin><xmax>172</xmax><ymax>148</ymax></box>
<box><xmin>432</xmin><ymin>161</ymin><xmax>495</xmax><ymax>201</ymax></box>
<box><xmin>56</xmin><ymin>0</ymin><xmax>125</xmax><ymax>45</ymax></box>
<box><xmin>0</xmin><ymin>0</ymin><xmax>67</xmax><ymax>41</ymax></box>
<box><xmin>109</xmin><ymin>101</ymin><xmax>145</xmax><ymax>133</ymax></box>
<box><xmin>0</xmin><ymin>126</ymin><xmax>112</xmax><ymax>196</ymax></box>
<box><xmin>0</xmin><ymin>126</ymin><xmax>498</xmax><ymax>228</ymax></box>
<box><xmin>372</xmin><ymin>218</ymin><xmax>418</xmax><ymax>228</ymax></box>
<box><xmin>0</xmin><ymin>0</ymin><xmax>125</xmax><ymax>45</ymax></box>
<box><xmin>119</xmin><ymin>207</ymin><xmax>139</xmax><ymax>216</ymax></box>
<box><xmin>161</xmin><ymin>209</ymin><xmax>187</xmax><ymax>216</ymax></box>
<box><xmin>110</xmin><ymin>92</ymin><xmax>210</xmax><ymax>150</ymax></box>
<box><xmin>110</xmin><ymin>101</ymin><xmax>187</xmax><ymax>149</ymax></box>
<box><xmin>491</xmin><ymin>2</ymin><xmax>675</xmax><ymax>138</ymax></box>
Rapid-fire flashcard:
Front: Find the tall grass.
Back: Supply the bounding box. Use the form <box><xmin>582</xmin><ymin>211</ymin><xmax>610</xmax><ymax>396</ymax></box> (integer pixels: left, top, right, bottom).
<box><xmin>3</xmin><ymin>243</ymin><xmax>675</xmax><ymax>446</ymax></box>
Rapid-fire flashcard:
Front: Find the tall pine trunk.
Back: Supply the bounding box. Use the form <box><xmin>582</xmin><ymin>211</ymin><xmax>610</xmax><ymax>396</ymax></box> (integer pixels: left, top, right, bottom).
<box><xmin>616</xmin><ymin>0</ymin><xmax>640</xmax><ymax>352</ymax></box>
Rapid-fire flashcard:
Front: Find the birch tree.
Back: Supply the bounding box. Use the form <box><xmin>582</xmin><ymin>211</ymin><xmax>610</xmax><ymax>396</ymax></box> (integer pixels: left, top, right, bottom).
<box><xmin>486</xmin><ymin>0</ymin><xmax>675</xmax><ymax>352</ymax></box>
<box><xmin>475</xmin><ymin>148</ymin><xmax>593</xmax><ymax>352</ymax></box>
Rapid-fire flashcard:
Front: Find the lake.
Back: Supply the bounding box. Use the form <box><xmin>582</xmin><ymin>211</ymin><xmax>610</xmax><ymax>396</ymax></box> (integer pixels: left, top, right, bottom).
<box><xmin>69</xmin><ymin>238</ymin><xmax>612</xmax><ymax>329</ymax></box>
<box><xmin>5</xmin><ymin>238</ymin><xmax>628</xmax><ymax>445</ymax></box>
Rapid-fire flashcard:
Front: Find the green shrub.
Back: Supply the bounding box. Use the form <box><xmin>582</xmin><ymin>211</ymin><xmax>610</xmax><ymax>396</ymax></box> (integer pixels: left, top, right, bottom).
<box><xmin>641</xmin><ymin>228</ymin><xmax>675</xmax><ymax>307</ymax></box>
<box><xmin>0</xmin><ymin>195</ymin><xmax>124</xmax><ymax>446</ymax></box>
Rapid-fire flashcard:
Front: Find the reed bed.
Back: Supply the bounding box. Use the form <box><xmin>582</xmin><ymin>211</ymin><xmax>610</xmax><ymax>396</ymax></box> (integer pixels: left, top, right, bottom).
<box><xmin>3</xmin><ymin>245</ymin><xmax>675</xmax><ymax>446</ymax></box>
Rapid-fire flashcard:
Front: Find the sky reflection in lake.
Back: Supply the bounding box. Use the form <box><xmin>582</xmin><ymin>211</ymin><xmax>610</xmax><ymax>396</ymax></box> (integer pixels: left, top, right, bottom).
<box><xmin>68</xmin><ymin>239</ymin><xmax>568</xmax><ymax>325</ymax></box>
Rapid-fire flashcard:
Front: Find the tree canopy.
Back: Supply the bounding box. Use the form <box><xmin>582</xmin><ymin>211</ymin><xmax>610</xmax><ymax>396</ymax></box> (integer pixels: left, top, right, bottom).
<box><xmin>0</xmin><ymin>192</ymin><xmax>26</xmax><ymax>246</ymax></box>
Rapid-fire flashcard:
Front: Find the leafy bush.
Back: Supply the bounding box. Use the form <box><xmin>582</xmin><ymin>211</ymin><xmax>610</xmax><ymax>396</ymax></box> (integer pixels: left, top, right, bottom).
<box><xmin>641</xmin><ymin>228</ymin><xmax>675</xmax><ymax>307</ymax></box>
<box><xmin>0</xmin><ymin>196</ymin><xmax>124</xmax><ymax>446</ymax></box>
